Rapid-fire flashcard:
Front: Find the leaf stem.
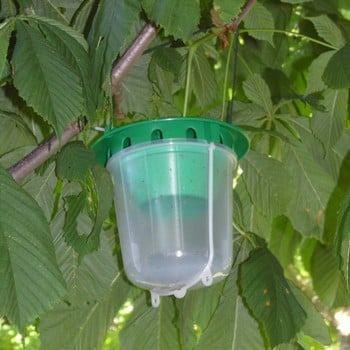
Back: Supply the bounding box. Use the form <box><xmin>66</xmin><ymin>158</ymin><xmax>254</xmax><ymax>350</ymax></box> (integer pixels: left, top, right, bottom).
<box><xmin>183</xmin><ymin>47</ymin><xmax>195</xmax><ymax>116</ymax></box>
<box><xmin>220</xmin><ymin>33</ymin><xmax>235</xmax><ymax>121</ymax></box>
<box><xmin>232</xmin><ymin>220</ymin><xmax>257</xmax><ymax>248</ymax></box>
<box><xmin>240</xmin><ymin>28</ymin><xmax>338</xmax><ymax>50</ymax></box>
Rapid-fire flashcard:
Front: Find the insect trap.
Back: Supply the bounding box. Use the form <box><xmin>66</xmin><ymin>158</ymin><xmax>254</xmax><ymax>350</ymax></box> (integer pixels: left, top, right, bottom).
<box><xmin>93</xmin><ymin>118</ymin><xmax>249</xmax><ymax>307</ymax></box>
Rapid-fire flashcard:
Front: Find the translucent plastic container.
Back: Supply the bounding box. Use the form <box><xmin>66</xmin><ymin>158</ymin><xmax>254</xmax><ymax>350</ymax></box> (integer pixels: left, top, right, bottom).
<box><xmin>93</xmin><ymin>118</ymin><xmax>249</xmax><ymax>307</ymax></box>
<box><xmin>107</xmin><ymin>140</ymin><xmax>237</xmax><ymax>306</ymax></box>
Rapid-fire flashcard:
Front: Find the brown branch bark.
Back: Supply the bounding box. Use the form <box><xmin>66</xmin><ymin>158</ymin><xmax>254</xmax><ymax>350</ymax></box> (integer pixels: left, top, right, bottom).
<box><xmin>8</xmin><ymin>24</ymin><xmax>157</xmax><ymax>183</ymax></box>
<box><xmin>111</xmin><ymin>24</ymin><xmax>158</xmax><ymax>119</ymax></box>
<box><xmin>9</xmin><ymin>123</ymin><xmax>82</xmax><ymax>183</ymax></box>
<box><xmin>227</xmin><ymin>0</ymin><xmax>256</xmax><ymax>31</ymax></box>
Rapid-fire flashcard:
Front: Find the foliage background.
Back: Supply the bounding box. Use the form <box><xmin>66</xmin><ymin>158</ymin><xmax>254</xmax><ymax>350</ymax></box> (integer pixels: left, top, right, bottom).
<box><xmin>0</xmin><ymin>0</ymin><xmax>350</xmax><ymax>349</ymax></box>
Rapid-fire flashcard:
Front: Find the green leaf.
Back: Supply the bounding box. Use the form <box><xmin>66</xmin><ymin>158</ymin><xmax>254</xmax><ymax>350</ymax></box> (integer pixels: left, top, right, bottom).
<box><xmin>195</xmin><ymin>239</ymin><xmax>264</xmax><ymax>350</ymax></box>
<box><xmin>290</xmin><ymin>285</ymin><xmax>331</xmax><ymax>345</ymax></box>
<box><xmin>23</xmin><ymin>163</ymin><xmax>57</xmax><ymax>221</ymax></box>
<box><xmin>52</xmin><ymin>213</ymin><xmax>125</xmax><ymax>305</ymax></box>
<box><xmin>311</xmin><ymin>89</ymin><xmax>348</xmax><ymax>155</ymax></box>
<box><xmin>122</xmin><ymin>54</ymin><xmax>153</xmax><ymax>115</ymax></box>
<box><xmin>243</xmin><ymin>74</ymin><xmax>273</xmax><ymax>115</ymax></box>
<box><xmin>56</xmin><ymin>141</ymin><xmax>96</xmax><ymax>182</ymax></box>
<box><xmin>191</xmin><ymin>47</ymin><xmax>217</xmax><ymax>108</ymax></box>
<box><xmin>243</xmin><ymin>2</ymin><xmax>275</xmax><ymax>45</ymax></box>
<box><xmin>283</xmin><ymin>142</ymin><xmax>335</xmax><ymax>236</ymax></box>
<box><xmin>149</xmin><ymin>50</ymin><xmax>183</xmax><ymax>103</ymax></box>
<box><xmin>176</xmin><ymin>282</ymin><xmax>225</xmax><ymax>349</ymax></box>
<box><xmin>239</xmin><ymin>248</ymin><xmax>306</xmax><ymax>347</ymax></box>
<box><xmin>339</xmin><ymin>200</ymin><xmax>350</xmax><ymax>289</ymax></box>
<box><xmin>307</xmin><ymin>15</ymin><xmax>345</xmax><ymax>48</ymax></box>
<box><xmin>280</xmin><ymin>0</ymin><xmax>312</xmax><ymax>3</ymax></box>
<box><xmin>212</xmin><ymin>0</ymin><xmax>245</xmax><ymax>24</ymax></box>
<box><xmin>322</xmin><ymin>42</ymin><xmax>350</xmax><ymax>89</ymax></box>
<box><xmin>119</xmin><ymin>295</ymin><xmax>180</xmax><ymax>350</ymax></box>
<box><xmin>261</xmin><ymin>36</ymin><xmax>289</xmax><ymax>70</ymax></box>
<box><xmin>12</xmin><ymin>20</ymin><xmax>83</xmax><ymax>136</ymax></box>
<box><xmin>0</xmin><ymin>164</ymin><xmax>66</xmax><ymax>330</ymax></box>
<box><xmin>305</xmin><ymin>51</ymin><xmax>335</xmax><ymax>94</ymax></box>
<box><xmin>0</xmin><ymin>0</ymin><xmax>17</xmax><ymax>18</ymax></box>
<box><xmin>39</xmin><ymin>234</ymin><xmax>130</xmax><ymax>350</ymax></box>
<box><xmin>325</xmin><ymin>152</ymin><xmax>350</xmax><ymax>285</ymax></box>
<box><xmin>268</xmin><ymin>216</ymin><xmax>301</xmax><ymax>269</ymax></box>
<box><xmin>31</xmin><ymin>0</ymin><xmax>69</xmax><ymax>24</ymax></box>
<box><xmin>26</xmin><ymin>15</ymin><xmax>96</xmax><ymax>121</ymax></box>
<box><xmin>0</xmin><ymin>19</ymin><xmax>14</xmax><ymax>80</ymax></box>
<box><xmin>63</xmin><ymin>165</ymin><xmax>113</xmax><ymax>255</ymax></box>
<box><xmin>141</xmin><ymin>0</ymin><xmax>200</xmax><ymax>40</ymax></box>
<box><xmin>151</xmin><ymin>47</ymin><xmax>183</xmax><ymax>75</ymax></box>
<box><xmin>240</xmin><ymin>151</ymin><xmax>293</xmax><ymax>219</ymax></box>
<box><xmin>0</xmin><ymin>111</ymin><xmax>36</xmax><ymax>156</ymax></box>
<box><xmin>310</xmin><ymin>243</ymin><xmax>350</xmax><ymax>307</ymax></box>
<box><xmin>88</xmin><ymin>0</ymin><xmax>141</xmax><ymax>103</ymax></box>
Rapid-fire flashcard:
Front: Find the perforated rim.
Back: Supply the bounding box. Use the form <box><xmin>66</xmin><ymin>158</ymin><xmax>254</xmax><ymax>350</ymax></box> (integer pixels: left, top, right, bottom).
<box><xmin>93</xmin><ymin>118</ymin><xmax>249</xmax><ymax>166</ymax></box>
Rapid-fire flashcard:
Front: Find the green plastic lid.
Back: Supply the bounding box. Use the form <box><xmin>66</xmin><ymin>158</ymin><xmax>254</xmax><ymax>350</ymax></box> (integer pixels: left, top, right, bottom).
<box><xmin>93</xmin><ymin>118</ymin><xmax>249</xmax><ymax>166</ymax></box>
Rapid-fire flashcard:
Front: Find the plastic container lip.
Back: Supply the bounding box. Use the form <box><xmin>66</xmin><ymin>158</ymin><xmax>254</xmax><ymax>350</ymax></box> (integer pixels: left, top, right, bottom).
<box><xmin>93</xmin><ymin>117</ymin><xmax>249</xmax><ymax>166</ymax></box>
<box><xmin>106</xmin><ymin>138</ymin><xmax>237</xmax><ymax>167</ymax></box>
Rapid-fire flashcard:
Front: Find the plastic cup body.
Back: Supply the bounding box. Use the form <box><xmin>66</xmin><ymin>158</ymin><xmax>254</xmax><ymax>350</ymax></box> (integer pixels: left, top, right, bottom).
<box><xmin>107</xmin><ymin>140</ymin><xmax>237</xmax><ymax>295</ymax></box>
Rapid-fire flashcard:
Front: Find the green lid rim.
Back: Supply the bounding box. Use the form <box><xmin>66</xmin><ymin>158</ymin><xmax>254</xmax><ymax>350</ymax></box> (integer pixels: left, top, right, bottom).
<box><xmin>92</xmin><ymin>118</ymin><xmax>249</xmax><ymax>166</ymax></box>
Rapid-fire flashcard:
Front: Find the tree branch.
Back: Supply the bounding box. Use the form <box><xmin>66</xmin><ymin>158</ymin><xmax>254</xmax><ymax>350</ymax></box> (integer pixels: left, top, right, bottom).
<box><xmin>227</xmin><ymin>0</ymin><xmax>256</xmax><ymax>31</ymax></box>
<box><xmin>8</xmin><ymin>24</ymin><xmax>157</xmax><ymax>183</ymax></box>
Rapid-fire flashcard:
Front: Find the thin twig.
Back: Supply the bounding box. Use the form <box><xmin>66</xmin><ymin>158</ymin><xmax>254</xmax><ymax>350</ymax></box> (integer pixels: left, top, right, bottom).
<box><xmin>8</xmin><ymin>24</ymin><xmax>157</xmax><ymax>182</ymax></box>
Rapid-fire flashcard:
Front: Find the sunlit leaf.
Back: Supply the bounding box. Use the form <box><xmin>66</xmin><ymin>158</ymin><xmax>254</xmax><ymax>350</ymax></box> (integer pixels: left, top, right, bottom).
<box><xmin>176</xmin><ymin>282</ymin><xmax>225</xmax><ymax>349</ymax></box>
<box><xmin>23</xmin><ymin>163</ymin><xmax>57</xmax><ymax>221</ymax></box>
<box><xmin>141</xmin><ymin>0</ymin><xmax>200</xmax><ymax>40</ymax></box>
<box><xmin>39</xmin><ymin>237</ymin><xmax>131</xmax><ymax>349</ymax></box>
<box><xmin>120</xmin><ymin>295</ymin><xmax>180</xmax><ymax>349</ymax></box>
<box><xmin>326</xmin><ymin>152</ymin><xmax>350</xmax><ymax>286</ymax></box>
<box><xmin>191</xmin><ymin>47</ymin><xmax>217</xmax><ymax>108</ymax></box>
<box><xmin>243</xmin><ymin>2</ymin><xmax>274</xmax><ymax>45</ymax></box>
<box><xmin>308</xmin><ymin>15</ymin><xmax>345</xmax><ymax>48</ymax></box>
<box><xmin>290</xmin><ymin>285</ymin><xmax>331</xmax><ymax>345</ymax></box>
<box><xmin>243</xmin><ymin>74</ymin><xmax>273</xmax><ymax>115</ymax></box>
<box><xmin>240</xmin><ymin>151</ymin><xmax>293</xmax><ymax>219</ymax></box>
<box><xmin>0</xmin><ymin>164</ymin><xmax>66</xmax><ymax>330</ymax></box>
<box><xmin>283</xmin><ymin>142</ymin><xmax>335</xmax><ymax>237</ymax></box>
<box><xmin>239</xmin><ymin>248</ymin><xmax>306</xmax><ymax>347</ymax></box>
<box><xmin>268</xmin><ymin>216</ymin><xmax>301</xmax><ymax>269</ymax></box>
<box><xmin>310</xmin><ymin>243</ymin><xmax>350</xmax><ymax>307</ymax></box>
<box><xmin>122</xmin><ymin>54</ymin><xmax>153</xmax><ymax>115</ymax></box>
<box><xmin>26</xmin><ymin>15</ymin><xmax>96</xmax><ymax>121</ymax></box>
<box><xmin>311</xmin><ymin>89</ymin><xmax>348</xmax><ymax>155</ymax></box>
<box><xmin>12</xmin><ymin>20</ymin><xmax>83</xmax><ymax>136</ymax></box>
<box><xmin>306</xmin><ymin>51</ymin><xmax>335</xmax><ymax>94</ymax></box>
<box><xmin>212</xmin><ymin>0</ymin><xmax>245</xmax><ymax>24</ymax></box>
<box><xmin>196</xmin><ymin>239</ymin><xmax>264</xmax><ymax>349</ymax></box>
<box><xmin>88</xmin><ymin>0</ymin><xmax>141</xmax><ymax>104</ymax></box>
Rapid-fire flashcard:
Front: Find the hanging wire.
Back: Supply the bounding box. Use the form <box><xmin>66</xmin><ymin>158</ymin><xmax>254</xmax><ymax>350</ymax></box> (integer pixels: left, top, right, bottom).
<box><xmin>227</xmin><ymin>25</ymin><xmax>240</xmax><ymax>125</ymax></box>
